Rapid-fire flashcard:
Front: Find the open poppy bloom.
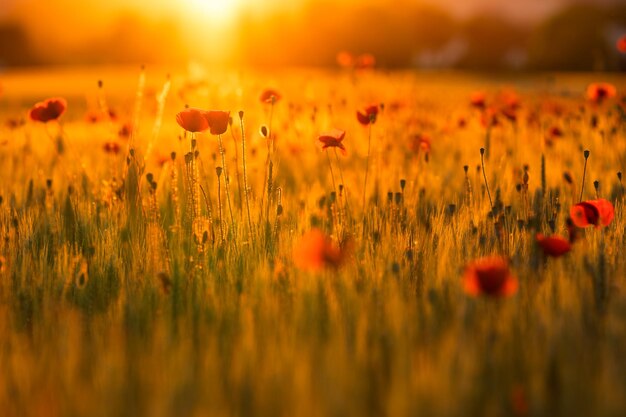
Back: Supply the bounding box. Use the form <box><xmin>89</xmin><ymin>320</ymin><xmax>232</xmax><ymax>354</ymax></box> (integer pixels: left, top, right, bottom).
<box><xmin>204</xmin><ymin>110</ymin><xmax>230</xmax><ymax>135</ymax></box>
<box><xmin>536</xmin><ymin>234</ymin><xmax>571</xmax><ymax>257</ymax></box>
<box><xmin>409</xmin><ymin>134</ymin><xmax>431</xmax><ymax>154</ymax></box>
<box><xmin>586</xmin><ymin>83</ymin><xmax>617</xmax><ymax>104</ymax></box>
<box><xmin>260</xmin><ymin>89</ymin><xmax>281</xmax><ymax>104</ymax></box>
<box><xmin>463</xmin><ymin>256</ymin><xmax>517</xmax><ymax>297</ymax></box>
<box><xmin>617</xmin><ymin>35</ymin><xmax>626</xmax><ymax>53</ymax></box>
<box><xmin>480</xmin><ymin>107</ymin><xmax>499</xmax><ymax>128</ymax></box>
<box><xmin>470</xmin><ymin>91</ymin><xmax>487</xmax><ymax>110</ymax></box>
<box><xmin>318</xmin><ymin>129</ymin><xmax>347</xmax><ymax>155</ymax></box>
<box><xmin>336</xmin><ymin>51</ymin><xmax>355</xmax><ymax>68</ymax></box>
<box><xmin>293</xmin><ymin>229</ymin><xmax>345</xmax><ymax>271</ymax></box>
<box><xmin>176</xmin><ymin>108</ymin><xmax>209</xmax><ymax>133</ymax></box>
<box><xmin>356</xmin><ymin>104</ymin><xmax>379</xmax><ymax>125</ymax></box>
<box><xmin>570</xmin><ymin>199</ymin><xmax>615</xmax><ymax>228</ymax></box>
<box><xmin>355</xmin><ymin>53</ymin><xmax>376</xmax><ymax>70</ymax></box>
<box><xmin>29</xmin><ymin>97</ymin><xmax>67</xmax><ymax>123</ymax></box>
<box><xmin>103</xmin><ymin>142</ymin><xmax>121</xmax><ymax>155</ymax></box>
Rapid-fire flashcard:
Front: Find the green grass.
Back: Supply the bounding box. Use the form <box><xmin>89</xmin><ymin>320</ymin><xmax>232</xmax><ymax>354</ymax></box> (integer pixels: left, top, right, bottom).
<box><xmin>0</xmin><ymin>67</ymin><xmax>625</xmax><ymax>417</ymax></box>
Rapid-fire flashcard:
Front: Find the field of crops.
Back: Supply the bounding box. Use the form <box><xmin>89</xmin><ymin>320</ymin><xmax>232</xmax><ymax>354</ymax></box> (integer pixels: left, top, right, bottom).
<box><xmin>0</xmin><ymin>67</ymin><xmax>625</xmax><ymax>417</ymax></box>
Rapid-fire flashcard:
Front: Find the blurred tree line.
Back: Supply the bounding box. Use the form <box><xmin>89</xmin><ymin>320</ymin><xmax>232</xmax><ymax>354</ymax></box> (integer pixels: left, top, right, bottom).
<box><xmin>235</xmin><ymin>1</ymin><xmax>626</xmax><ymax>71</ymax></box>
<box><xmin>1</xmin><ymin>1</ymin><xmax>625</xmax><ymax>70</ymax></box>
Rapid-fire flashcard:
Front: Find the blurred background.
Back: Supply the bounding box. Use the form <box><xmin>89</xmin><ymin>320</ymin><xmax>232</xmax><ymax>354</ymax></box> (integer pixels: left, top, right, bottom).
<box><xmin>1</xmin><ymin>0</ymin><xmax>626</xmax><ymax>70</ymax></box>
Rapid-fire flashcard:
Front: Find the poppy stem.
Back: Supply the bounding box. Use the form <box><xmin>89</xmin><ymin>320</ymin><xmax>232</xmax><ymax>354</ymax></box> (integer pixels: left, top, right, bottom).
<box><xmin>363</xmin><ymin>123</ymin><xmax>373</xmax><ymax>216</ymax></box>
<box><xmin>326</xmin><ymin>150</ymin><xmax>337</xmax><ymax>194</ymax></box>
<box><xmin>579</xmin><ymin>149</ymin><xmax>590</xmax><ymax>202</ymax></box>
<box><xmin>480</xmin><ymin>148</ymin><xmax>494</xmax><ymax>212</ymax></box>
<box><xmin>218</xmin><ymin>134</ymin><xmax>235</xmax><ymax>236</ymax></box>
<box><xmin>334</xmin><ymin>149</ymin><xmax>351</xmax><ymax>219</ymax></box>
<box><xmin>229</xmin><ymin>125</ymin><xmax>244</xmax><ymax>213</ymax></box>
<box><xmin>239</xmin><ymin>111</ymin><xmax>254</xmax><ymax>241</ymax></box>
<box><xmin>216</xmin><ymin>168</ymin><xmax>225</xmax><ymax>243</ymax></box>
<box><xmin>260</xmin><ymin>101</ymin><xmax>275</xmax><ymax>225</ymax></box>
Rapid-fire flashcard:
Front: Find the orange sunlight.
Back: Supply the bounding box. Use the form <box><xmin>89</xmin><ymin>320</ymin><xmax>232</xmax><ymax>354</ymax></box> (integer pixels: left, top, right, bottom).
<box><xmin>182</xmin><ymin>0</ymin><xmax>242</xmax><ymax>25</ymax></box>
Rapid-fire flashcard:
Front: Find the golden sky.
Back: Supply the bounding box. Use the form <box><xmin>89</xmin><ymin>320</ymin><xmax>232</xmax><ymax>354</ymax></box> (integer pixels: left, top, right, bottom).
<box><xmin>1</xmin><ymin>0</ymin><xmax>624</xmax><ymax>68</ymax></box>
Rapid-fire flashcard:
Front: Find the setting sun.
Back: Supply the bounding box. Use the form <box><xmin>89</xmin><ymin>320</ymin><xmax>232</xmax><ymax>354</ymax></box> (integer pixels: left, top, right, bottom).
<box><xmin>184</xmin><ymin>0</ymin><xmax>240</xmax><ymax>23</ymax></box>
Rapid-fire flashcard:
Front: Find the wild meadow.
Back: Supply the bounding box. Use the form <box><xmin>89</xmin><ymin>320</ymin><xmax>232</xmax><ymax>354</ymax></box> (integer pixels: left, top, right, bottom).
<box><xmin>0</xmin><ymin>67</ymin><xmax>625</xmax><ymax>417</ymax></box>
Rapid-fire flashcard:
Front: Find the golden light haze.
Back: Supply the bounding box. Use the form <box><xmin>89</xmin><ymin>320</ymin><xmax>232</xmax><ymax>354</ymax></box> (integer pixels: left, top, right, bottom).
<box><xmin>5</xmin><ymin>0</ymin><xmax>292</xmax><ymax>63</ymax></box>
<box><xmin>2</xmin><ymin>0</ymin><xmax>625</xmax><ymax>69</ymax></box>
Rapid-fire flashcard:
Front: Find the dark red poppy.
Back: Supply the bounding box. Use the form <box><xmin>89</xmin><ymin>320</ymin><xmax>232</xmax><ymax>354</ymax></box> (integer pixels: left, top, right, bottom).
<box><xmin>470</xmin><ymin>91</ymin><xmax>487</xmax><ymax>110</ymax></box>
<box><xmin>570</xmin><ymin>199</ymin><xmax>615</xmax><ymax>228</ymax></box>
<box><xmin>547</xmin><ymin>126</ymin><xmax>563</xmax><ymax>138</ymax></box>
<box><xmin>500</xmin><ymin>106</ymin><xmax>517</xmax><ymax>123</ymax></box>
<box><xmin>586</xmin><ymin>83</ymin><xmax>617</xmax><ymax>104</ymax></box>
<box><xmin>355</xmin><ymin>53</ymin><xmax>376</xmax><ymax>69</ymax></box>
<box><xmin>480</xmin><ymin>107</ymin><xmax>499</xmax><ymax>128</ymax></box>
<box><xmin>617</xmin><ymin>35</ymin><xmax>626</xmax><ymax>53</ymax></box>
<box><xmin>499</xmin><ymin>89</ymin><xmax>521</xmax><ymax>111</ymax></box>
<box><xmin>204</xmin><ymin>110</ymin><xmax>230</xmax><ymax>135</ymax></box>
<box><xmin>5</xmin><ymin>118</ymin><xmax>25</xmax><ymax>130</ymax></box>
<box><xmin>545</xmin><ymin>126</ymin><xmax>563</xmax><ymax>146</ymax></box>
<box><xmin>260</xmin><ymin>89</ymin><xmax>281</xmax><ymax>104</ymax></box>
<box><xmin>103</xmin><ymin>142</ymin><xmax>121</xmax><ymax>154</ymax></box>
<box><xmin>118</xmin><ymin>122</ymin><xmax>132</xmax><ymax>139</ymax></box>
<box><xmin>176</xmin><ymin>108</ymin><xmax>209</xmax><ymax>133</ymax></box>
<box><xmin>409</xmin><ymin>134</ymin><xmax>431</xmax><ymax>154</ymax></box>
<box><xmin>85</xmin><ymin>109</ymin><xmax>117</xmax><ymax>123</ymax></box>
<box><xmin>536</xmin><ymin>234</ymin><xmax>571</xmax><ymax>257</ymax></box>
<box><xmin>293</xmin><ymin>229</ymin><xmax>345</xmax><ymax>271</ymax></box>
<box><xmin>318</xmin><ymin>129</ymin><xmax>347</xmax><ymax>155</ymax></box>
<box><xmin>463</xmin><ymin>256</ymin><xmax>517</xmax><ymax>297</ymax></box>
<box><xmin>29</xmin><ymin>97</ymin><xmax>67</xmax><ymax>123</ymax></box>
<box><xmin>356</xmin><ymin>104</ymin><xmax>379</xmax><ymax>125</ymax></box>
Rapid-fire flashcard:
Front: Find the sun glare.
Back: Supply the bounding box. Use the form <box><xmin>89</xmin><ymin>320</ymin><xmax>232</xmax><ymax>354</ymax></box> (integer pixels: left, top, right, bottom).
<box><xmin>184</xmin><ymin>0</ymin><xmax>239</xmax><ymax>24</ymax></box>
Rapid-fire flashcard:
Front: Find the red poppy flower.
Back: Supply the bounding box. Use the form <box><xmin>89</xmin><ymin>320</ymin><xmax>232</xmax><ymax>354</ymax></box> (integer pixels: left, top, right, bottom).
<box><xmin>409</xmin><ymin>134</ymin><xmax>431</xmax><ymax>154</ymax></box>
<box><xmin>103</xmin><ymin>142</ymin><xmax>121</xmax><ymax>154</ymax></box>
<box><xmin>85</xmin><ymin>109</ymin><xmax>117</xmax><ymax>124</ymax></box>
<box><xmin>570</xmin><ymin>199</ymin><xmax>615</xmax><ymax>228</ymax></box>
<box><xmin>260</xmin><ymin>89</ymin><xmax>281</xmax><ymax>104</ymax></box>
<box><xmin>500</xmin><ymin>106</ymin><xmax>517</xmax><ymax>123</ymax></box>
<box><xmin>204</xmin><ymin>110</ymin><xmax>230</xmax><ymax>135</ymax></box>
<box><xmin>463</xmin><ymin>256</ymin><xmax>517</xmax><ymax>297</ymax></box>
<box><xmin>293</xmin><ymin>229</ymin><xmax>345</xmax><ymax>271</ymax></box>
<box><xmin>118</xmin><ymin>122</ymin><xmax>132</xmax><ymax>139</ymax></box>
<box><xmin>470</xmin><ymin>91</ymin><xmax>487</xmax><ymax>110</ymax></box>
<box><xmin>318</xmin><ymin>129</ymin><xmax>347</xmax><ymax>155</ymax></box>
<box><xmin>499</xmin><ymin>89</ymin><xmax>521</xmax><ymax>111</ymax></box>
<box><xmin>5</xmin><ymin>118</ymin><xmax>25</xmax><ymax>130</ymax></box>
<box><xmin>336</xmin><ymin>51</ymin><xmax>354</xmax><ymax>68</ymax></box>
<box><xmin>356</xmin><ymin>104</ymin><xmax>379</xmax><ymax>125</ymax></box>
<box><xmin>480</xmin><ymin>107</ymin><xmax>499</xmax><ymax>128</ymax></box>
<box><xmin>617</xmin><ymin>35</ymin><xmax>626</xmax><ymax>53</ymax></box>
<box><xmin>586</xmin><ymin>83</ymin><xmax>617</xmax><ymax>104</ymax></box>
<box><xmin>536</xmin><ymin>234</ymin><xmax>571</xmax><ymax>257</ymax></box>
<box><xmin>176</xmin><ymin>108</ymin><xmax>209</xmax><ymax>133</ymax></box>
<box><xmin>29</xmin><ymin>97</ymin><xmax>67</xmax><ymax>123</ymax></box>
<box><xmin>547</xmin><ymin>126</ymin><xmax>563</xmax><ymax>138</ymax></box>
<box><xmin>355</xmin><ymin>53</ymin><xmax>376</xmax><ymax>69</ymax></box>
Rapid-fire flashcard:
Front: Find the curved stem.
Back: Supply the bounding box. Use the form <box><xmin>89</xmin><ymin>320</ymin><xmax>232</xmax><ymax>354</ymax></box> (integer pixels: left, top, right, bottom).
<box><xmin>480</xmin><ymin>148</ymin><xmax>493</xmax><ymax>211</ymax></box>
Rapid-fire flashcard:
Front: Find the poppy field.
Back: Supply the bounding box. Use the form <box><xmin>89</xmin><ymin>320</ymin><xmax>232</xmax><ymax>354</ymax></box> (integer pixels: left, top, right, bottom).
<box><xmin>0</xmin><ymin>67</ymin><xmax>625</xmax><ymax>417</ymax></box>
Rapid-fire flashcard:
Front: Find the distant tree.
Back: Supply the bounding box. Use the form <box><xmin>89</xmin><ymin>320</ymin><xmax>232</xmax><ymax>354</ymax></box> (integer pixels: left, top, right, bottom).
<box><xmin>0</xmin><ymin>22</ymin><xmax>38</xmax><ymax>67</ymax></box>
<box><xmin>527</xmin><ymin>5</ymin><xmax>620</xmax><ymax>71</ymax></box>
<box><xmin>457</xmin><ymin>15</ymin><xmax>528</xmax><ymax>70</ymax></box>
